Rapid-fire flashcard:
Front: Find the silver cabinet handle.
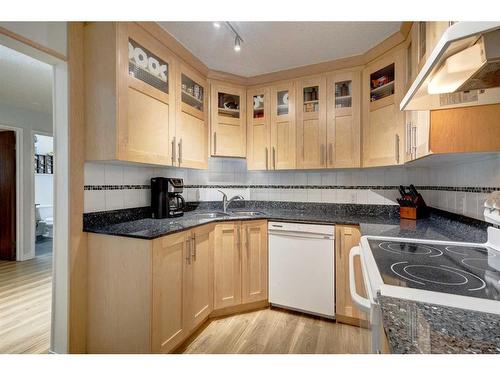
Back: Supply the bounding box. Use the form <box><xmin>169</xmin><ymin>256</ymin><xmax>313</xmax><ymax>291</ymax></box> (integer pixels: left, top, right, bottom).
<box><xmin>185</xmin><ymin>238</ymin><xmax>191</xmax><ymax>264</ymax></box>
<box><xmin>213</xmin><ymin>132</ymin><xmax>217</xmax><ymax>155</ymax></box>
<box><xmin>411</xmin><ymin>124</ymin><xmax>418</xmax><ymax>159</ymax></box>
<box><xmin>329</xmin><ymin>143</ymin><xmax>333</xmax><ymax>165</ymax></box>
<box><xmin>395</xmin><ymin>134</ymin><xmax>400</xmax><ymax>164</ymax></box>
<box><xmin>272</xmin><ymin>147</ymin><xmax>276</xmax><ymax>170</ymax></box>
<box><xmin>171</xmin><ymin>136</ymin><xmax>176</xmax><ymax>166</ymax></box>
<box><xmin>191</xmin><ymin>234</ymin><xmax>196</xmax><ymax>261</ymax></box>
<box><xmin>178</xmin><ymin>138</ymin><xmax>182</xmax><ymax>166</ymax></box>
<box><xmin>406</xmin><ymin>122</ymin><xmax>411</xmax><ymax>155</ymax></box>
<box><xmin>245</xmin><ymin>227</ymin><xmax>249</xmax><ymax>251</ymax></box>
<box><xmin>265</xmin><ymin>147</ymin><xmax>269</xmax><ymax>170</ymax></box>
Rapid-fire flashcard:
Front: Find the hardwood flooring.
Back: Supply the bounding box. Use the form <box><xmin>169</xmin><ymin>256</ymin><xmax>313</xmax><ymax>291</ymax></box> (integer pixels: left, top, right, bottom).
<box><xmin>0</xmin><ymin>251</ymin><xmax>52</xmax><ymax>354</ymax></box>
<box><xmin>177</xmin><ymin>307</ymin><xmax>371</xmax><ymax>354</ymax></box>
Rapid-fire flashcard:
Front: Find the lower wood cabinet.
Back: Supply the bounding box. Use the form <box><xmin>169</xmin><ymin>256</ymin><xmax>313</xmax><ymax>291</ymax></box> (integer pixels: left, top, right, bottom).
<box><xmin>214</xmin><ymin>220</ymin><xmax>268</xmax><ymax>309</ymax></box>
<box><xmin>87</xmin><ymin>220</ymin><xmax>267</xmax><ymax>354</ymax></box>
<box><xmin>335</xmin><ymin>225</ymin><xmax>368</xmax><ymax>326</ymax></box>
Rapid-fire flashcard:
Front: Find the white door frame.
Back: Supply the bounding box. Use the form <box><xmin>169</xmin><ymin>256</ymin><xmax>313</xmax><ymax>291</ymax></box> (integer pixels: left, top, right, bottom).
<box><xmin>31</xmin><ymin>130</ymin><xmax>54</xmax><ymax>261</ymax></box>
<box><xmin>0</xmin><ymin>124</ymin><xmax>24</xmax><ymax>261</ymax></box>
<box><xmin>0</xmin><ymin>30</ymin><xmax>69</xmax><ymax>354</ymax></box>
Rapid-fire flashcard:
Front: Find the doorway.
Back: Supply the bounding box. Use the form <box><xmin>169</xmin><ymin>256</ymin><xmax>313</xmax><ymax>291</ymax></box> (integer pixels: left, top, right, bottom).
<box><xmin>0</xmin><ymin>130</ymin><xmax>16</xmax><ymax>261</ymax></box>
<box><xmin>34</xmin><ymin>134</ymin><xmax>54</xmax><ymax>258</ymax></box>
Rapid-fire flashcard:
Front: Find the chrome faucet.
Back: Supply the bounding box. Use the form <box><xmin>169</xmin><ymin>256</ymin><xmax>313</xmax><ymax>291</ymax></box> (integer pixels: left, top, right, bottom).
<box><xmin>218</xmin><ymin>190</ymin><xmax>244</xmax><ymax>213</ymax></box>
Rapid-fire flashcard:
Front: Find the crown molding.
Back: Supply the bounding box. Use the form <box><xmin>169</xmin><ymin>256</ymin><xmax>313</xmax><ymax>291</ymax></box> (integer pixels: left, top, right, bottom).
<box><xmin>138</xmin><ymin>21</ymin><xmax>413</xmax><ymax>87</ymax></box>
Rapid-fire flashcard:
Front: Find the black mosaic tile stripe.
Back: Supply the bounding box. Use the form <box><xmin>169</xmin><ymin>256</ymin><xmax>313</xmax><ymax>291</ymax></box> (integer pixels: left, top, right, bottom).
<box><xmin>84</xmin><ymin>185</ymin><xmax>150</xmax><ymax>191</ymax></box>
<box><xmin>83</xmin><ymin>184</ymin><xmax>500</xmax><ymax>193</ymax></box>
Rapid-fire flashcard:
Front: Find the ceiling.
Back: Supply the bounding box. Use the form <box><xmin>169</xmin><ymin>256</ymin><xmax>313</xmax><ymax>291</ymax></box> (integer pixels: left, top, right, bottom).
<box><xmin>0</xmin><ymin>44</ymin><xmax>52</xmax><ymax>114</ymax></box>
<box><xmin>159</xmin><ymin>22</ymin><xmax>402</xmax><ymax>77</ymax></box>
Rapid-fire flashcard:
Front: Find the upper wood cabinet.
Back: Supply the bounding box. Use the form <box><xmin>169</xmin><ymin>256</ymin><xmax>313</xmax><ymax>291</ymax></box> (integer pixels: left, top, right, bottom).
<box><xmin>271</xmin><ymin>81</ymin><xmax>297</xmax><ymax>170</ymax></box>
<box><xmin>210</xmin><ymin>81</ymin><xmax>247</xmax><ymax>158</ymax></box>
<box><xmin>335</xmin><ymin>225</ymin><xmax>368</xmax><ymax>327</ymax></box>
<box><xmin>362</xmin><ymin>47</ymin><xmax>406</xmax><ymax>168</ymax></box>
<box><xmin>175</xmin><ymin>64</ymin><xmax>209</xmax><ymax>169</ymax></box>
<box><xmin>326</xmin><ymin>70</ymin><xmax>361</xmax><ymax>168</ymax></box>
<box><xmin>404</xmin><ymin>110</ymin><xmax>431</xmax><ymax>162</ymax></box>
<box><xmin>296</xmin><ymin>76</ymin><xmax>327</xmax><ymax>169</ymax></box>
<box><xmin>247</xmin><ymin>87</ymin><xmax>271</xmax><ymax>170</ymax></box>
<box><xmin>84</xmin><ymin>22</ymin><xmax>176</xmax><ymax>166</ymax></box>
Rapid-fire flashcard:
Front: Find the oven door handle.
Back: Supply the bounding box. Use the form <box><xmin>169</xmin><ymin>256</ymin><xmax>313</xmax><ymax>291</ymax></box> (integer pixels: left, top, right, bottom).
<box><xmin>349</xmin><ymin>246</ymin><xmax>371</xmax><ymax>313</ymax></box>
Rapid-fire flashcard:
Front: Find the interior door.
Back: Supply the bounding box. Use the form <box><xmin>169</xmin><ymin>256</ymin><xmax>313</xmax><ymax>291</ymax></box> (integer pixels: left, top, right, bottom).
<box><xmin>0</xmin><ymin>131</ymin><xmax>16</xmax><ymax>261</ymax></box>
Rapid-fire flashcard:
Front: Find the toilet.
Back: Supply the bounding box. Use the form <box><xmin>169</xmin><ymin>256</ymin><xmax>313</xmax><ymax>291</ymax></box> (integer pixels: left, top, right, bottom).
<box><xmin>35</xmin><ymin>205</ymin><xmax>53</xmax><ymax>238</ymax></box>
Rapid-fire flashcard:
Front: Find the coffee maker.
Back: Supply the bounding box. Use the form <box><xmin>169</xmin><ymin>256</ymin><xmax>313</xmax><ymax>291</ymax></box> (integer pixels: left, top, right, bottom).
<box><xmin>150</xmin><ymin>177</ymin><xmax>186</xmax><ymax>219</ymax></box>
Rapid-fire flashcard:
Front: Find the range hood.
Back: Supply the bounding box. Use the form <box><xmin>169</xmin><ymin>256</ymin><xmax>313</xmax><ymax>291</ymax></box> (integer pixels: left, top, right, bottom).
<box><xmin>401</xmin><ymin>22</ymin><xmax>500</xmax><ymax>111</ymax></box>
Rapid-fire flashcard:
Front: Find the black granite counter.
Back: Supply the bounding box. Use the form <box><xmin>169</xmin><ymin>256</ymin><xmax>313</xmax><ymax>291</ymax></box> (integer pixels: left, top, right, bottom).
<box><xmin>379</xmin><ymin>296</ymin><xmax>500</xmax><ymax>354</ymax></box>
<box><xmin>83</xmin><ymin>201</ymin><xmax>489</xmax><ymax>243</ymax></box>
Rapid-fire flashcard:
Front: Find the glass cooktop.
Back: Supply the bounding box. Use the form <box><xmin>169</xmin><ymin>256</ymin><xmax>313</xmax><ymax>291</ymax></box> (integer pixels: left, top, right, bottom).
<box><xmin>368</xmin><ymin>239</ymin><xmax>500</xmax><ymax>301</ymax></box>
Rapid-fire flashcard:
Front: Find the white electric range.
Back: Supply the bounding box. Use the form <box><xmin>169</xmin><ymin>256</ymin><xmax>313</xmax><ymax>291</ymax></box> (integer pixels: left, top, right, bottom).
<box><xmin>350</xmin><ymin>193</ymin><xmax>500</xmax><ymax>353</ymax></box>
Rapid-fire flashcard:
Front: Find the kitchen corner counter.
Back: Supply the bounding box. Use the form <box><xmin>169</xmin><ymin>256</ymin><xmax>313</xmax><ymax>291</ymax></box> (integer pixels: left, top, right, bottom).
<box><xmin>379</xmin><ymin>296</ymin><xmax>500</xmax><ymax>354</ymax></box>
<box><xmin>83</xmin><ymin>202</ymin><xmax>489</xmax><ymax>242</ymax></box>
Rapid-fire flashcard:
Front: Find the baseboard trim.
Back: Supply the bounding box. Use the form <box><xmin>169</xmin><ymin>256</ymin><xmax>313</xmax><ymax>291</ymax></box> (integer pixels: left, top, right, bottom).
<box><xmin>209</xmin><ymin>300</ymin><xmax>269</xmax><ymax>319</ymax></box>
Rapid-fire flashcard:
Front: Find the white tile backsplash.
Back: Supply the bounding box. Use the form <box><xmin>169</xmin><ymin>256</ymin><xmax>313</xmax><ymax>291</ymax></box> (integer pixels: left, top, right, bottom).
<box><xmin>84</xmin><ymin>155</ymin><xmax>500</xmax><ymax>219</ymax></box>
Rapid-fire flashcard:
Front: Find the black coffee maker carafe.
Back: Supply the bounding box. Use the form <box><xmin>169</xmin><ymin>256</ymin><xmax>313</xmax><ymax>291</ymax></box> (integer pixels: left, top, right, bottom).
<box><xmin>151</xmin><ymin>177</ymin><xmax>186</xmax><ymax>219</ymax></box>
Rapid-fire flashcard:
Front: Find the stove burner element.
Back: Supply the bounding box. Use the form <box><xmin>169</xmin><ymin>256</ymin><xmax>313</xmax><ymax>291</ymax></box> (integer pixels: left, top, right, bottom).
<box><xmin>390</xmin><ymin>261</ymin><xmax>486</xmax><ymax>291</ymax></box>
<box><xmin>379</xmin><ymin>241</ymin><xmax>443</xmax><ymax>257</ymax></box>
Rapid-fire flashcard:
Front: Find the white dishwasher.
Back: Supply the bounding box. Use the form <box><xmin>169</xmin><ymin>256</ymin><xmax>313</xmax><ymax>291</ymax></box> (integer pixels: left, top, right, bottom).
<box><xmin>268</xmin><ymin>221</ymin><xmax>335</xmax><ymax>318</ymax></box>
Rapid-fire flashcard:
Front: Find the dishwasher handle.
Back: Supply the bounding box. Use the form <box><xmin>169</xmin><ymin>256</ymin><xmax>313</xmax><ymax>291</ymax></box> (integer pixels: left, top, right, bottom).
<box><xmin>349</xmin><ymin>246</ymin><xmax>371</xmax><ymax>313</ymax></box>
<box><xmin>268</xmin><ymin>230</ymin><xmax>333</xmax><ymax>240</ymax></box>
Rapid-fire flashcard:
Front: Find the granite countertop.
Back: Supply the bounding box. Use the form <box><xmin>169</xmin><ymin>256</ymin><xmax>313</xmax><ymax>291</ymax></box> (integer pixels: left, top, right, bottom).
<box><xmin>379</xmin><ymin>296</ymin><xmax>500</xmax><ymax>354</ymax></box>
<box><xmin>83</xmin><ymin>201</ymin><xmax>489</xmax><ymax>243</ymax></box>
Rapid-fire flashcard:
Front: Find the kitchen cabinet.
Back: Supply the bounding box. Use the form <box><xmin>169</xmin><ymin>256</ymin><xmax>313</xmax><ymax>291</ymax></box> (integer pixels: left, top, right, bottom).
<box><xmin>362</xmin><ymin>47</ymin><xmax>406</xmax><ymax>167</ymax></box>
<box><xmin>210</xmin><ymin>81</ymin><xmax>247</xmax><ymax>157</ymax></box>
<box><xmin>404</xmin><ymin>110</ymin><xmax>431</xmax><ymax>162</ymax></box>
<box><xmin>241</xmin><ymin>220</ymin><xmax>268</xmax><ymax>304</ymax></box>
<box><xmin>271</xmin><ymin>81</ymin><xmax>297</xmax><ymax>170</ymax></box>
<box><xmin>214</xmin><ymin>220</ymin><xmax>269</xmax><ymax>309</ymax></box>
<box><xmin>84</xmin><ymin>22</ymin><xmax>176</xmax><ymax>166</ymax></box>
<box><xmin>214</xmin><ymin>222</ymin><xmax>242</xmax><ymax>309</ymax></box>
<box><xmin>185</xmin><ymin>224</ymin><xmax>214</xmax><ymax>331</ymax></box>
<box><xmin>174</xmin><ymin>64</ymin><xmax>209</xmax><ymax>169</ymax></box>
<box><xmin>247</xmin><ymin>87</ymin><xmax>271</xmax><ymax>170</ymax></box>
<box><xmin>335</xmin><ymin>225</ymin><xmax>368</xmax><ymax>327</ymax></box>
<box><xmin>429</xmin><ymin>104</ymin><xmax>500</xmax><ymax>154</ymax></box>
<box><xmin>326</xmin><ymin>70</ymin><xmax>361</xmax><ymax>168</ymax></box>
<box><xmin>151</xmin><ymin>231</ymin><xmax>189</xmax><ymax>353</ymax></box>
<box><xmin>296</xmin><ymin>76</ymin><xmax>327</xmax><ymax>169</ymax></box>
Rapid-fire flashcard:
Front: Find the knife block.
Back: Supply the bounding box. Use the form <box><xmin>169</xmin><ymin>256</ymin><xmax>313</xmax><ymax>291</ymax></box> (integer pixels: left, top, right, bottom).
<box><xmin>400</xmin><ymin>206</ymin><xmax>418</xmax><ymax>220</ymax></box>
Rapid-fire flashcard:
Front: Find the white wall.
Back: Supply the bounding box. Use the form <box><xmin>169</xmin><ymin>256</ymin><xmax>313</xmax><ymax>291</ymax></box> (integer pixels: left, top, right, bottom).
<box><xmin>0</xmin><ymin>22</ymin><xmax>67</xmax><ymax>58</ymax></box>
<box><xmin>0</xmin><ymin>103</ymin><xmax>53</xmax><ymax>259</ymax></box>
<box><xmin>35</xmin><ymin>134</ymin><xmax>53</xmax><ymax>155</ymax></box>
<box><xmin>35</xmin><ymin>174</ymin><xmax>53</xmax><ymax>206</ymax></box>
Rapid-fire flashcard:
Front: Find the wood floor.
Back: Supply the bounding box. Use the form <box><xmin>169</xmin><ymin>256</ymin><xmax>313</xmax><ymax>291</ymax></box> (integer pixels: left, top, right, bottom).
<box><xmin>177</xmin><ymin>307</ymin><xmax>371</xmax><ymax>354</ymax></box>
<box><xmin>0</xmin><ymin>251</ymin><xmax>52</xmax><ymax>354</ymax></box>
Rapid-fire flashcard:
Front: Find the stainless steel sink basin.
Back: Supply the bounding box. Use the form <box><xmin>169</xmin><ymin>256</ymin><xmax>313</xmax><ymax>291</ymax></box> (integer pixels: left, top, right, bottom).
<box><xmin>192</xmin><ymin>212</ymin><xmax>230</xmax><ymax>219</ymax></box>
<box><xmin>229</xmin><ymin>211</ymin><xmax>265</xmax><ymax>217</ymax></box>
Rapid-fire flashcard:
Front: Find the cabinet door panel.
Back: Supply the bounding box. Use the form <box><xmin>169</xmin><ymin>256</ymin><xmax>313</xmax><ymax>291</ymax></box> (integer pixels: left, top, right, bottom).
<box><xmin>274</xmin><ymin>119</ymin><xmax>295</xmax><ymax>170</ymax></box>
<box><xmin>335</xmin><ymin>225</ymin><xmax>367</xmax><ymax>325</ymax></box>
<box><xmin>247</xmin><ymin>88</ymin><xmax>270</xmax><ymax>170</ymax></box>
<box><xmin>177</xmin><ymin>111</ymin><xmax>208</xmax><ymax>169</ymax></box>
<box><xmin>214</xmin><ymin>223</ymin><xmax>242</xmax><ymax>309</ymax></box>
<box><xmin>271</xmin><ymin>82</ymin><xmax>296</xmax><ymax>170</ymax></box>
<box><xmin>333</xmin><ymin>116</ymin><xmax>355</xmax><ymax>167</ymax></box>
<box><xmin>121</xmin><ymin>87</ymin><xmax>171</xmax><ymax>165</ymax></box>
<box><xmin>242</xmin><ymin>221</ymin><xmax>268</xmax><ymax>304</ymax></box>
<box><xmin>152</xmin><ymin>233</ymin><xmax>188</xmax><ymax>353</ymax></box>
<box><xmin>186</xmin><ymin>225</ymin><xmax>214</xmax><ymax>330</ymax></box>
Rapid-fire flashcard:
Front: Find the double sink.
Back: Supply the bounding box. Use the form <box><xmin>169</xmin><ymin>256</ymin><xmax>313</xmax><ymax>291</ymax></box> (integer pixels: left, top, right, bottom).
<box><xmin>192</xmin><ymin>210</ymin><xmax>266</xmax><ymax>220</ymax></box>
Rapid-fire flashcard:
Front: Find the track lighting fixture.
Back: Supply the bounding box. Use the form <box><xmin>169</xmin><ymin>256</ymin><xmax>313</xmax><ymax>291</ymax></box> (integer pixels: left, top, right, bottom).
<box><xmin>212</xmin><ymin>21</ymin><xmax>243</xmax><ymax>53</ymax></box>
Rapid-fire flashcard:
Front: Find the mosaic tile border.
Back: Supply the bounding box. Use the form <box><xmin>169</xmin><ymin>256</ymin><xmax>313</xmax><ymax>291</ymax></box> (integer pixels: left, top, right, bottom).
<box><xmin>84</xmin><ymin>184</ymin><xmax>500</xmax><ymax>193</ymax></box>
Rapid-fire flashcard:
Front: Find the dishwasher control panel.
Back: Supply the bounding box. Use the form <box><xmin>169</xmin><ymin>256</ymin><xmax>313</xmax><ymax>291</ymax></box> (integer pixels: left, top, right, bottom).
<box><xmin>268</xmin><ymin>221</ymin><xmax>334</xmax><ymax>237</ymax></box>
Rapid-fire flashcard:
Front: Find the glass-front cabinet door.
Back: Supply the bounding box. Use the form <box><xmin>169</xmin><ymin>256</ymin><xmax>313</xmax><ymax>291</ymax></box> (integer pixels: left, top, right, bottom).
<box><xmin>176</xmin><ymin>64</ymin><xmax>208</xmax><ymax>169</ymax></box>
<box><xmin>327</xmin><ymin>71</ymin><xmax>361</xmax><ymax>169</ymax></box>
<box><xmin>210</xmin><ymin>82</ymin><xmax>246</xmax><ymax>157</ymax></box>
<box><xmin>247</xmin><ymin>88</ymin><xmax>270</xmax><ymax>170</ymax></box>
<box><xmin>296</xmin><ymin>76</ymin><xmax>327</xmax><ymax>169</ymax></box>
<box><xmin>270</xmin><ymin>81</ymin><xmax>296</xmax><ymax>170</ymax></box>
